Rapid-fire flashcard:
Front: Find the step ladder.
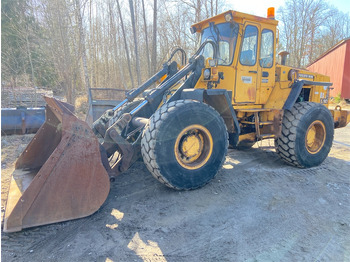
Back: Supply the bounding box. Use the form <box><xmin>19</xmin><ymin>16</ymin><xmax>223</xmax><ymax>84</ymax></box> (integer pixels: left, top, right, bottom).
<box><xmin>236</xmin><ymin>109</ymin><xmax>278</xmax><ymax>150</ymax></box>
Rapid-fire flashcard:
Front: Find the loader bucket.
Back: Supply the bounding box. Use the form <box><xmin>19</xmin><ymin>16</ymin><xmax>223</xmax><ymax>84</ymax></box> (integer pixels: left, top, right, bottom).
<box><xmin>3</xmin><ymin>97</ymin><xmax>110</xmax><ymax>232</ymax></box>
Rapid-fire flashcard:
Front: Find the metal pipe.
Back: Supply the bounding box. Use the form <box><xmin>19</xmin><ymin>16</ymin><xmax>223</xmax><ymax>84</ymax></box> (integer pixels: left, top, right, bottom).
<box><xmin>278</xmin><ymin>51</ymin><xmax>289</xmax><ymax>66</ymax></box>
<box><xmin>131</xmin><ymin>117</ymin><xmax>149</xmax><ymax>127</ymax></box>
<box><xmin>111</xmin><ymin>63</ymin><xmax>169</xmax><ymax>112</ymax></box>
<box><xmin>1</xmin><ymin>107</ymin><xmax>45</xmax><ymax>135</ymax></box>
<box><xmin>193</xmin><ymin>40</ymin><xmax>218</xmax><ymax>59</ymax></box>
<box><xmin>146</xmin><ymin>60</ymin><xmax>197</xmax><ymax>103</ymax></box>
<box><xmin>125</xmin><ymin>64</ymin><xmax>169</xmax><ymax>101</ymax></box>
<box><xmin>128</xmin><ymin>59</ymin><xmax>197</xmax><ymax>116</ymax></box>
<box><xmin>129</xmin><ymin>100</ymin><xmax>148</xmax><ymax>115</ymax></box>
<box><xmin>112</xmin><ymin>98</ymin><xmax>128</xmax><ymax>111</ymax></box>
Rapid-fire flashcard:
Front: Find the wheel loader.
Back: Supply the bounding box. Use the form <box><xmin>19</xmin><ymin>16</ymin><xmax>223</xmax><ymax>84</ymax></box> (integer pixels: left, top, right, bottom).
<box><xmin>4</xmin><ymin>8</ymin><xmax>350</xmax><ymax>232</ymax></box>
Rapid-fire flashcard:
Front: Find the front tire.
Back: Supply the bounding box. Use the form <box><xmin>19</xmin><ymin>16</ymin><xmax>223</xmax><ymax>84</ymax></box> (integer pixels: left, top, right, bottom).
<box><xmin>275</xmin><ymin>102</ymin><xmax>334</xmax><ymax>168</ymax></box>
<box><xmin>141</xmin><ymin>100</ymin><xmax>228</xmax><ymax>190</ymax></box>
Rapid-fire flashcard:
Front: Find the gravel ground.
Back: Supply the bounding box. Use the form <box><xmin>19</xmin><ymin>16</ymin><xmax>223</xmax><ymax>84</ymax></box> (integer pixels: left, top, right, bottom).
<box><xmin>1</xmin><ymin>124</ymin><xmax>350</xmax><ymax>262</ymax></box>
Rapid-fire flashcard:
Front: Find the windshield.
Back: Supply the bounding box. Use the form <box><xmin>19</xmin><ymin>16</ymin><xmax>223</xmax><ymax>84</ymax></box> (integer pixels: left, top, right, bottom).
<box><xmin>200</xmin><ymin>22</ymin><xmax>239</xmax><ymax>65</ymax></box>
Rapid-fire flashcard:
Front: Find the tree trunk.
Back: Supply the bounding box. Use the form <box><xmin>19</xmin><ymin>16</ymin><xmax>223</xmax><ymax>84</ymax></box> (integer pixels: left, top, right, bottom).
<box><xmin>109</xmin><ymin>2</ymin><xmax>127</xmax><ymax>89</ymax></box>
<box><xmin>74</xmin><ymin>0</ymin><xmax>91</xmax><ymax>95</ymax></box>
<box><xmin>152</xmin><ymin>0</ymin><xmax>157</xmax><ymax>74</ymax></box>
<box><xmin>141</xmin><ymin>0</ymin><xmax>151</xmax><ymax>77</ymax></box>
<box><xmin>196</xmin><ymin>0</ymin><xmax>201</xmax><ymax>22</ymax></box>
<box><xmin>129</xmin><ymin>0</ymin><xmax>141</xmax><ymax>85</ymax></box>
<box><xmin>116</xmin><ymin>0</ymin><xmax>135</xmax><ymax>89</ymax></box>
<box><xmin>25</xmin><ymin>27</ymin><xmax>35</xmax><ymax>87</ymax></box>
<box><xmin>74</xmin><ymin>0</ymin><xmax>92</xmax><ymax>124</ymax></box>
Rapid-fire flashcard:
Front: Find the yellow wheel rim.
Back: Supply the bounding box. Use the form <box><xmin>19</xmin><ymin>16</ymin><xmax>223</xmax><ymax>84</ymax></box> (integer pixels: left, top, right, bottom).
<box><xmin>305</xmin><ymin>120</ymin><xmax>326</xmax><ymax>154</ymax></box>
<box><xmin>174</xmin><ymin>124</ymin><xmax>213</xmax><ymax>170</ymax></box>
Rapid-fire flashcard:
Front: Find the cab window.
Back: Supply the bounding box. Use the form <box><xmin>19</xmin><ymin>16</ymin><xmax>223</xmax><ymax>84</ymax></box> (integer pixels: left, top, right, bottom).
<box><xmin>200</xmin><ymin>22</ymin><xmax>239</xmax><ymax>65</ymax></box>
<box><xmin>240</xmin><ymin>25</ymin><xmax>258</xmax><ymax>66</ymax></box>
<box><xmin>260</xmin><ymin>29</ymin><xmax>274</xmax><ymax>68</ymax></box>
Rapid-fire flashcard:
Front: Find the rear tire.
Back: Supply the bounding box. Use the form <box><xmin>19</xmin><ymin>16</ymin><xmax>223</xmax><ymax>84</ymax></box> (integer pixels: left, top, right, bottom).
<box><xmin>141</xmin><ymin>100</ymin><xmax>228</xmax><ymax>190</ymax></box>
<box><xmin>275</xmin><ymin>102</ymin><xmax>334</xmax><ymax>168</ymax></box>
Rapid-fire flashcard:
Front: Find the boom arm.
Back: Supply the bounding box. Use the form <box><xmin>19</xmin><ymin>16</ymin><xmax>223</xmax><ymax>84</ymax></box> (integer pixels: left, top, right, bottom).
<box><xmin>100</xmin><ymin>55</ymin><xmax>206</xmax><ymax>178</ymax></box>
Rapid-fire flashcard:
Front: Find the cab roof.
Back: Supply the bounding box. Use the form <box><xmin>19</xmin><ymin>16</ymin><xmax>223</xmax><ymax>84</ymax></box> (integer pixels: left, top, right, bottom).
<box><xmin>191</xmin><ymin>10</ymin><xmax>279</xmax><ymax>33</ymax></box>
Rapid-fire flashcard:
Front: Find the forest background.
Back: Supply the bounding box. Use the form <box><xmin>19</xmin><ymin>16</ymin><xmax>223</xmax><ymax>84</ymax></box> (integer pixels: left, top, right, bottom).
<box><xmin>1</xmin><ymin>0</ymin><xmax>350</xmax><ymax>104</ymax></box>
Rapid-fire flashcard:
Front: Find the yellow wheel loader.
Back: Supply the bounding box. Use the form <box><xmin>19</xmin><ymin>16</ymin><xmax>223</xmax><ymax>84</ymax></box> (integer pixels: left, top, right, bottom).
<box><xmin>4</xmin><ymin>8</ymin><xmax>350</xmax><ymax>232</ymax></box>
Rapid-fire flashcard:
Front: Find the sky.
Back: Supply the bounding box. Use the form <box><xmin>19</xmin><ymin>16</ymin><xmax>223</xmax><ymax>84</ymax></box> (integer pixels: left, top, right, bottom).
<box><xmin>227</xmin><ymin>0</ymin><xmax>350</xmax><ymax>17</ymax></box>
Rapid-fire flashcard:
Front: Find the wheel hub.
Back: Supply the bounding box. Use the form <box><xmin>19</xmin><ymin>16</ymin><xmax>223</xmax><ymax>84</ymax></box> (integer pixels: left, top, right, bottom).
<box><xmin>180</xmin><ymin>132</ymin><xmax>203</xmax><ymax>161</ymax></box>
<box><xmin>175</xmin><ymin>125</ymin><xmax>213</xmax><ymax>170</ymax></box>
<box><xmin>305</xmin><ymin>120</ymin><xmax>326</xmax><ymax>154</ymax></box>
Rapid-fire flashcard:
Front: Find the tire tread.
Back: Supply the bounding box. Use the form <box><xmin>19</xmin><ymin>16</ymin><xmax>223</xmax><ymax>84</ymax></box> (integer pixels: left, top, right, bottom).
<box><xmin>275</xmin><ymin>102</ymin><xmax>331</xmax><ymax>168</ymax></box>
<box><xmin>141</xmin><ymin>100</ymin><xmax>228</xmax><ymax>190</ymax></box>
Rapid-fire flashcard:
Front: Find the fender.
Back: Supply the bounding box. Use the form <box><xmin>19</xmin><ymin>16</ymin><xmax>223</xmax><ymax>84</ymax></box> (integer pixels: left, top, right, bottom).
<box><xmin>283</xmin><ymin>80</ymin><xmax>332</xmax><ymax>110</ymax></box>
<box><xmin>181</xmin><ymin>89</ymin><xmax>240</xmax><ymax>135</ymax></box>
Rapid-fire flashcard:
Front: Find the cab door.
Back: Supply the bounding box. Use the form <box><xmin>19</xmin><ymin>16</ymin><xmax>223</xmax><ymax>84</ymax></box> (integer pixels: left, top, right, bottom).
<box><xmin>257</xmin><ymin>28</ymin><xmax>275</xmax><ymax>104</ymax></box>
<box><xmin>234</xmin><ymin>23</ymin><xmax>260</xmax><ymax>103</ymax></box>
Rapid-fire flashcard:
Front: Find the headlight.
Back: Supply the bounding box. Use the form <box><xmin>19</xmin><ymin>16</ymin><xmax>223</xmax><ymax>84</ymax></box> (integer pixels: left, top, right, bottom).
<box><xmin>203</xmin><ymin>69</ymin><xmax>211</xmax><ymax>80</ymax></box>
<box><xmin>208</xmin><ymin>59</ymin><xmax>217</xmax><ymax>67</ymax></box>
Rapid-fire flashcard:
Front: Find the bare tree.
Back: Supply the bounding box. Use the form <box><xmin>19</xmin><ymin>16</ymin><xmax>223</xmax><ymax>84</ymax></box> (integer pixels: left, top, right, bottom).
<box><xmin>152</xmin><ymin>0</ymin><xmax>158</xmax><ymax>74</ymax></box>
<box><xmin>278</xmin><ymin>0</ymin><xmax>329</xmax><ymax>67</ymax></box>
<box><xmin>108</xmin><ymin>1</ymin><xmax>127</xmax><ymax>89</ymax></box>
<box><xmin>129</xmin><ymin>0</ymin><xmax>141</xmax><ymax>85</ymax></box>
<box><xmin>116</xmin><ymin>0</ymin><xmax>135</xmax><ymax>88</ymax></box>
<box><xmin>321</xmin><ymin>8</ymin><xmax>350</xmax><ymax>48</ymax></box>
<box><xmin>74</xmin><ymin>0</ymin><xmax>91</xmax><ymax>94</ymax></box>
<box><xmin>141</xmin><ymin>0</ymin><xmax>151</xmax><ymax>77</ymax></box>
<box><xmin>4</xmin><ymin>0</ymin><xmax>349</xmax><ymax>106</ymax></box>
<box><xmin>40</xmin><ymin>0</ymin><xmax>80</xmax><ymax>103</ymax></box>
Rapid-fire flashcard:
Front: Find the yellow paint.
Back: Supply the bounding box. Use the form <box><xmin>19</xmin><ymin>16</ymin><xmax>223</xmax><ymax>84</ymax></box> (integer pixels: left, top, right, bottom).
<box><xmin>190</xmin><ymin>9</ymin><xmax>346</xmax><ymax>143</ymax></box>
<box><xmin>193</xmin><ymin>11</ymin><xmax>281</xmax><ymax>108</ymax></box>
<box><xmin>174</xmin><ymin>125</ymin><xmax>213</xmax><ymax>170</ymax></box>
<box><xmin>181</xmin><ymin>134</ymin><xmax>203</xmax><ymax>160</ymax></box>
<box><xmin>192</xmin><ymin>10</ymin><xmax>335</xmax><ymax>112</ymax></box>
<box><xmin>330</xmin><ymin>107</ymin><xmax>350</xmax><ymax>128</ymax></box>
<box><xmin>238</xmin><ymin>132</ymin><xmax>256</xmax><ymax>143</ymax></box>
<box><xmin>305</xmin><ymin>120</ymin><xmax>326</xmax><ymax>154</ymax></box>
<box><xmin>192</xmin><ymin>10</ymin><xmax>278</xmax><ymax>33</ymax></box>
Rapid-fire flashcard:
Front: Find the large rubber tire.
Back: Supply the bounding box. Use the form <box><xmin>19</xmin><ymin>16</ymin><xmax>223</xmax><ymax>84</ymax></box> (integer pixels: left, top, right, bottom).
<box><xmin>275</xmin><ymin>102</ymin><xmax>334</xmax><ymax>168</ymax></box>
<box><xmin>141</xmin><ymin>100</ymin><xmax>228</xmax><ymax>190</ymax></box>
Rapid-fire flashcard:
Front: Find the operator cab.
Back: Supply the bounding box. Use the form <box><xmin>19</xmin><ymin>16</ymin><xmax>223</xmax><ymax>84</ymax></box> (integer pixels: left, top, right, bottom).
<box><xmin>192</xmin><ymin>9</ymin><xmax>278</xmax><ymax>105</ymax></box>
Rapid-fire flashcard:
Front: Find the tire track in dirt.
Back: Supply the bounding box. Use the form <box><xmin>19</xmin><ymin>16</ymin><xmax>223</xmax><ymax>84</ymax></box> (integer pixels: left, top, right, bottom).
<box><xmin>2</xmin><ymin>129</ymin><xmax>350</xmax><ymax>261</ymax></box>
<box><xmin>2</xmin><ymin>219</ymin><xmax>86</xmax><ymax>261</ymax></box>
<box><xmin>1</xmin><ymin>163</ymin><xmax>165</xmax><ymax>261</ymax></box>
<box><xmin>202</xmin><ymin>150</ymin><xmax>350</xmax><ymax>261</ymax></box>
<box><xmin>2</xmin><ymin>200</ymin><xmax>118</xmax><ymax>261</ymax></box>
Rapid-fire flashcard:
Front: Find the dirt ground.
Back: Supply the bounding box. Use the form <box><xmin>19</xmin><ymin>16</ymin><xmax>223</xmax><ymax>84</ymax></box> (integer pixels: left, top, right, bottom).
<box><xmin>1</xmin><ymin>123</ymin><xmax>350</xmax><ymax>261</ymax></box>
